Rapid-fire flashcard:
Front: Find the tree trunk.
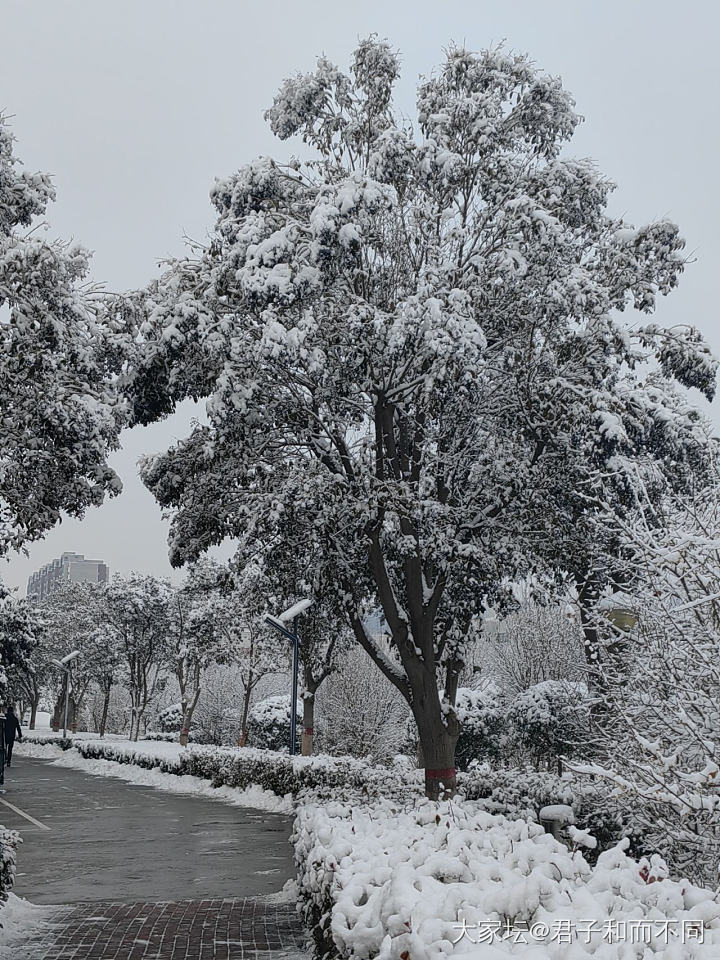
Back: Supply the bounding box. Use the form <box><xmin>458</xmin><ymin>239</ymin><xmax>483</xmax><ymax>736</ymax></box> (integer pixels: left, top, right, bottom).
<box><xmin>179</xmin><ymin>707</ymin><xmax>190</xmax><ymax>746</ymax></box>
<box><xmin>407</xmin><ymin>659</ymin><xmax>460</xmax><ymax>799</ymax></box>
<box><xmin>415</xmin><ymin>713</ymin><xmax>458</xmax><ymax>800</ymax></box>
<box><xmin>301</xmin><ymin>694</ymin><xmax>315</xmax><ymax>757</ymax></box>
<box><xmin>238</xmin><ymin>684</ymin><xmax>253</xmax><ymax>748</ymax></box>
<box><xmin>29</xmin><ymin>699</ymin><xmax>38</xmax><ymax>730</ymax></box>
<box><xmin>99</xmin><ymin>687</ymin><xmax>111</xmax><ymax>738</ymax></box>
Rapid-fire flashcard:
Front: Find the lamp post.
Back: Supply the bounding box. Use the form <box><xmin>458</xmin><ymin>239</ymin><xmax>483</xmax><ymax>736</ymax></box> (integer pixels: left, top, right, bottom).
<box><xmin>52</xmin><ymin>650</ymin><xmax>80</xmax><ymax>738</ymax></box>
<box><xmin>264</xmin><ymin>599</ymin><xmax>312</xmax><ymax>756</ymax></box>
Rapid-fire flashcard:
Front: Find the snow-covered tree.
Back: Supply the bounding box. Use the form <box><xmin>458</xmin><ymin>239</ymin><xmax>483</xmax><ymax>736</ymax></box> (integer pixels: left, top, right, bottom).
<box><xmin>0</xmin><ymin>582</ymin><xmax>43</xmax><ymax>714</ymax></box>
<box><xmin>483</xmin><ymin>600</ymin><xmax>586</xmax><ymax>695</ymax></box>
<box><xmin>508</xmin><ymin>679</ymin><xmax>591</xmax><ymax>772</ymax></box>
<box><xmin>318</xmin><ymin>646</ymin><xmax>411</xmax><ymax>762</ymax></box>
<box><xmin>288</xmin><ymin>598</ymin><xmax>349</xmax><ymax>756</ymax></box>
<box><xmin>453</xmin><ymin>682</ymin><xmax>508</xmax><ymax>770</ymax></box>
<box><xmin>130</xmin><ymin>39</ymin><xmax>716</xmax><ymax>797</ymax></box>
<box><xmin>40</xmin><ymin>581</ymin><xmax>107</xmax><ymax>730</ymax></box>
<box><xmin>578</xmin><ymin>482</ymin><xmax>720</xmax><ymax>883</ymax></box>
<box><xmin>104</xmin><ymin>574</ymin><xmax>172</xmax><ymax>740</ymax></box>
<box><xmin>167</xmin><ymin>560</ymin><xmax>234</xmax><ymax>745</ymax></box>
<box><xmin>82</xmin><ymin>624</ymin><xmax>123</xmax><ymax>738</ymax></box>
<box><xmin>247</xmin><ymin>694</ymin><xmax>302</xmax><ymax>752</ymax></box>
<box><xmin>0</xmin><ymin>115</ymin><xmax>127</xmax><ymax>555</ymax></box>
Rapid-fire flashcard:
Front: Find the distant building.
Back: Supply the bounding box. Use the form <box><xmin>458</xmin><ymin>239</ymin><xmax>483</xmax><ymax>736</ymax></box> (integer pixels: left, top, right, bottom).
<box><xmin>26</xmin><ymin>552</ymin><xmax>110</xmax><ymax>602</ymax></box>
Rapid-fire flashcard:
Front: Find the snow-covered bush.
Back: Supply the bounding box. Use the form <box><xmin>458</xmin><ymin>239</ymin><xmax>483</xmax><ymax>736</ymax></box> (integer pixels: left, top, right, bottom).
<box><xmin>508</xmin><ymin>680</ymin><xmax>591</xmax><ymax>770</ymax></box>
<box><xmin>317</xmin><ymin>648</ymin><xmax>410</xmax><ymax>762</ymax></box>
<box><xmin>295</xmin><ymin>799</ymin><xmax>720</xmax><ymax>959</ymax></box>
<box><xmin>156</xmin><ymin>703</ymin><xmax>183</xmax><ymax>733</ymax></box>
<box><xmin>248</xmin><ymin>695</ymin><xmax>302</xmax><ymax>752</ymax></box>
<box><xmin>458</xmin><ymin>766</ymin><xmax>649</xmax><ymax>862</ymax></box>
<box><xmin>0</xmin><ymin>828</ymin><xmax>20</xmax><ymax>906</ymax></box>
<box><xmin>454</xmin><ymin>683</ymin><xmax>508</xmax><ymax>770</ymax></box>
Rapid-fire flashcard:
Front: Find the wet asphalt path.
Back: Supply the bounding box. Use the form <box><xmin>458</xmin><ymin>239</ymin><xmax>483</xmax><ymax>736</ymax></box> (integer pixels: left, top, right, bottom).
<box><xmin>0</xmin><ymin>758</ymin><xmax>294</xmax><ymax>904</ymax></box>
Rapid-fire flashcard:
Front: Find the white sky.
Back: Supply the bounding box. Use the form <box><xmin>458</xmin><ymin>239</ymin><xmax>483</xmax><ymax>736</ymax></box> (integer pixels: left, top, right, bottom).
<box><xmin>1</xmin><ymin>0</ymin><xmax>718</xmax><ymax>592</ymax></box>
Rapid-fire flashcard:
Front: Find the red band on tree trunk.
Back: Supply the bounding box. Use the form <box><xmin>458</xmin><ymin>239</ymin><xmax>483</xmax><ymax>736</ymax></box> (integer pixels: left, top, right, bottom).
<box><xmin>303</xmin><ymin>728</ymin><xmax>313</xmax><ymax>735</ymax></box>
<box><xmin>424</xmin><ymin>767</ymin><xmax>456</xmax><ymax>780</ymax></box>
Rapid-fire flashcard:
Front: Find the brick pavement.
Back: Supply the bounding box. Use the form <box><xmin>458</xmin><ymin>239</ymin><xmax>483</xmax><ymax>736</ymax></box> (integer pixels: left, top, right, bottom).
<box><xmin>11</xmin><ymin>898</ymin><xmax>307</xmax><ymax>959</ymax></box>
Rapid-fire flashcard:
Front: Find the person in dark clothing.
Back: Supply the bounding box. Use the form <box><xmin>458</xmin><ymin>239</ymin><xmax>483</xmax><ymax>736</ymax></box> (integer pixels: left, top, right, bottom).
<box><xmin>4</xmin><ymin>706</ymin><xmax>22</xmax><ymax>767</ymax></box>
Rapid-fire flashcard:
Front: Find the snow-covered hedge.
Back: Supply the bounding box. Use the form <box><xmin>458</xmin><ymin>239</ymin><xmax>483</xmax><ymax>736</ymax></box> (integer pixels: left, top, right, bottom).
<box><xmin>0</xmin><ymin>828</ymin><xmax>20</xmax><ymax>908</ymax></box>
<box><xmin>459</xmin><ymin>767</ymin><xmax>649</xmax><ymax>861</ymax></box>
<box><xmin>295</xmin><ymin>799</ymin><xmax>720</xmax><ymax>959</ymax></box>
<box><xmin>68</xmin><ymin>738</ymin><xmax>424</xmax><ymax>800</ymax></box>
<box><xmin>22</xmin><ymin>733</ymin><xmax>74</xmax><ymax>751</ymax></box>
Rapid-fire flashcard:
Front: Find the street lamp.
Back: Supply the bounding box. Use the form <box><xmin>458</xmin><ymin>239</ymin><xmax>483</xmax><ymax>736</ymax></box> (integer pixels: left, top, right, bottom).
<box><xmin>52</xmin><ymin>650</ymin><xmax>80</xmax><ymax>738</ymax></box>
<box><xmin>264</xmin><ymin>599</ymin><xmax>312</xmax><ymax>756</ymax></box>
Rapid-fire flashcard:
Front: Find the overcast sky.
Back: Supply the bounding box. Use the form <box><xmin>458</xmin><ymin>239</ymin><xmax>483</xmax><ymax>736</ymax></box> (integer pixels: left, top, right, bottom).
<box><xmin>1</xmin><ymin>0</ymin><xmax>718</xmax><ymax>593</ymax></box>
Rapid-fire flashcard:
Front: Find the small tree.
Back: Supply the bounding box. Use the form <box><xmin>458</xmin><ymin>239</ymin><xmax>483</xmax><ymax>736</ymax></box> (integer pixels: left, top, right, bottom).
<box><xmin>167</xmin><ymin>560</ymin><xmax>233</xmax><ymax>745</ymax></box>
<box><xmin>484</xmin><ymin>601</ymin><xmax>586</xmax><ymax>695</ymax></box>
<box><xmin>41</xmin><ymin>582</ymin><xmax>106</xmax><ymax>730</ymax></box>
<box><xmin>318</xmin><ymin>647</ymin><xmax>410</xmax><ymax>762</ymax></box>
<box><xmin>131</xmin><ymin>39</ymin><xmax>716</xmax><ymax>797</ymax></box>
<box><xmin>83</xmin><ymin>625</ymin><xmax>122</xmax><ymax>738</ymax></box>
<box><xmin>454</xmin><ymin>683</ymin><xmax>508</xmax><ymax>770</ymax></box>
<box><xmin>294</xmin><ymin>602</ymin><xmax>349</xmax><ymax>756</ymax></box>
<box><xmin>248</xmin><ymin>694</ymin><xmax>302</xmax><ymax>752</ymax></box>
<box><xmin>105</xmin><ymin>574</ymin><xmax>171</xmax><ymax>740</ymax></box>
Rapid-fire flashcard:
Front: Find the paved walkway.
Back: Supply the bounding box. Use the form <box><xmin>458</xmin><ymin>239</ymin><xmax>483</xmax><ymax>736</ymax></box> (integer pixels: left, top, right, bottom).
<box><xmin>0</xmin><ymin>757</ymin><xmax>307</xmax><ymax>958</ymax></box>
<box><xmin>11</xmin><ymin>899</ymin><xmax>305</xmax><ymax>959</ymax></box>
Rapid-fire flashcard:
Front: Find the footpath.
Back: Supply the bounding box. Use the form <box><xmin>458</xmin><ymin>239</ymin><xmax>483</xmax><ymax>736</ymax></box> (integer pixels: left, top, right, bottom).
<box><xmin>0</xmin><ymin>757</ymin><xmax>306</xmax><ymax>959</ymax></box>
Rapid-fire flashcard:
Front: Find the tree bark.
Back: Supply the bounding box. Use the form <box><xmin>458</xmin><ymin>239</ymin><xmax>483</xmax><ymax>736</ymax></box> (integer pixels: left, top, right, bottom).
<box><xmin>99</xmin><ymin>687</ymin><xmax>111</xmax><ymax>738</ymax></box>
<box><xmin>413</xmin><ymin>696</ymin><xmax>459</xmax><ymax>799</ymax></box>
<box><xmin>238</xmin><ymin>682</ymin><xmax>253</xmax><ymax>748</ymax></box>
<box><xmin>301</xmin><ymin>693</ymin><xmax>315</xmax><ymax>757</ymax></box>
<box><xmin>29</xmin><ymin>699</ymin><xmax>38</xmax><ymax>731</ymax></box>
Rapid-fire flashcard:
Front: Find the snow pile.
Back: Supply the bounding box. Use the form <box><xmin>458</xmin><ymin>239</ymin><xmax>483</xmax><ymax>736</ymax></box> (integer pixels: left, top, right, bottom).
<box><xmin>295</xmin><ymin>800</ymin><xmax>720</xmax><ymax>959</ymax></box>
<box><xmin>0</xmin><ymin>894</ymin><xmax>53</xmax><ymax>959</ymax></box>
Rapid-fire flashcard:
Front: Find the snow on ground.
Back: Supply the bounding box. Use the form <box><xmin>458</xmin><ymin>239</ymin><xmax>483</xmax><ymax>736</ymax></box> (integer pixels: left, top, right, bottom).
<box><xmin>14</xmin><ymin>740</ymin><xmax>292</xmax><ymax>815</ymax></box>
<box><xmin>0</xmin><ymin>894</ymin><xmax>54</xmax><ymax>959</ymax></box>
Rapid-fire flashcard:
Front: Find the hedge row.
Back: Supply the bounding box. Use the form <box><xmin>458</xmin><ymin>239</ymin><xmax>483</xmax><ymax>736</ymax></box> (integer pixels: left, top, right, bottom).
<box><xmin>70</xmin><ymin>738</ymin><xmax>424</xmax><ymax>800</ymax></box>
<box><xmin>293</xmin><ymin>799</ymin><xmax>718</xmax><ymax>960</ymax></box>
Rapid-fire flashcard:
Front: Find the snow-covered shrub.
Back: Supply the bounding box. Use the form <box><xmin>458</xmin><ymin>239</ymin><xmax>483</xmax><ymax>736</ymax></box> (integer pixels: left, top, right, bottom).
<box><xmin>454</xmin><ymin>683</ymin><xmax>508</xmax><ymax>770</ymax></box>
<box><xmin>316</xmin><ymin>648</ymin><xmax>410</xmax><ymax>762</ymax></box>
<box><xmin>142</xmin><ymin>731</ymin><xmax>181</xmax><ymax>743</ymax></box>
<box><xmin>458</xmin><ymin>766</ymin><xmax>649</xmax><ymax>862</ymax></box>
<box><xmin>295</xmin><ymin>799</ymin><xmax>720</xmax><ymax>960</ymax></box>
<box><xmin>156</xmin><ymin>703</ymin><xmax>183</xmax><ymax>734</ymax></box>
<box><xmin>508</xmin><ymin>680</ymin><xmax>591</xmax><ymax>769</ymax></box>
<box><xmin>0</xmin><ymin>828</ymin><xmax>20</xmax><ymax>905</ymax></box>
<box><xmin>248</xmin><ymin>695</ymin><xmax>302</xmax><ymax>752</ymax></box>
